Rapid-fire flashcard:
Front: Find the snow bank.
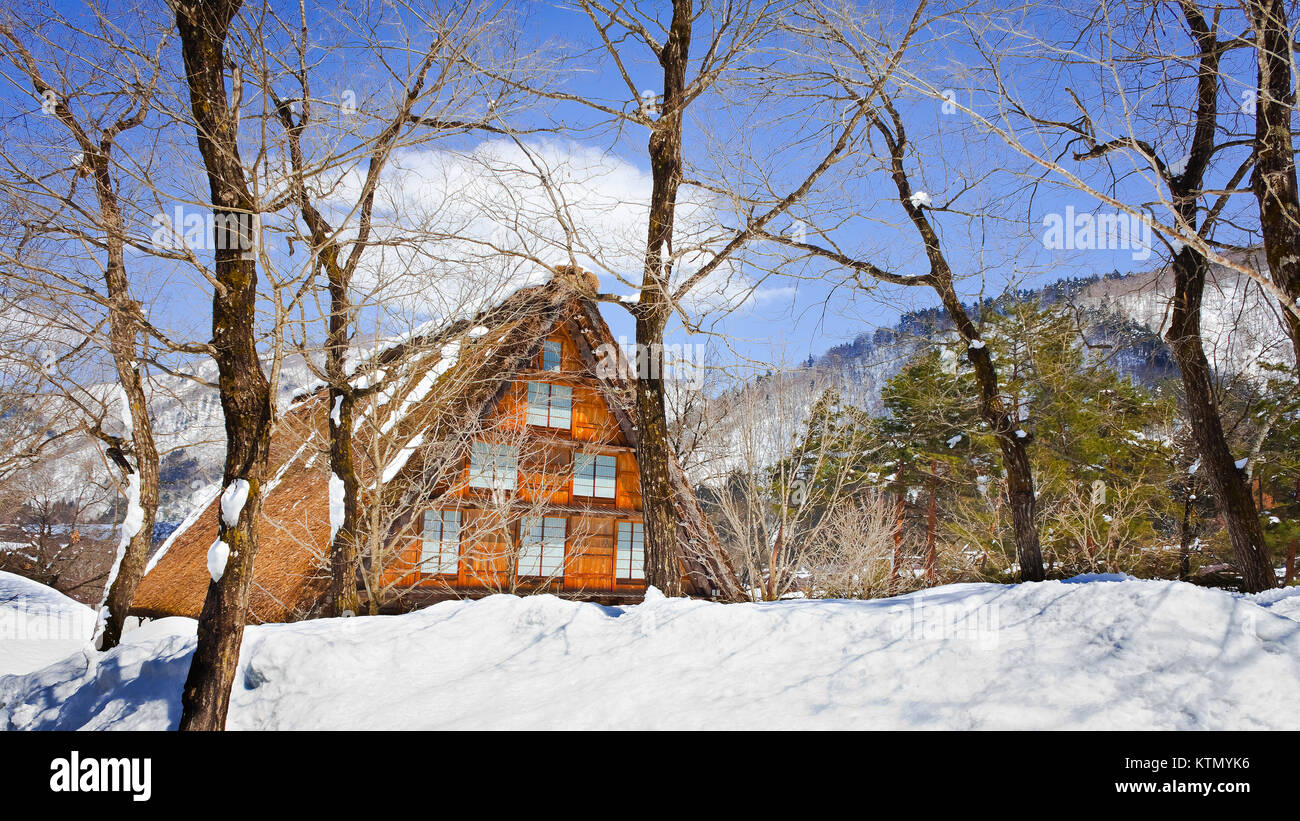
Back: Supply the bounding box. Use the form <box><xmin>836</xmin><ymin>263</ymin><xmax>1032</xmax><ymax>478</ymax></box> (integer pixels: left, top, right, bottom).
<box><xmin>2</xmin><ymin>576</ymin><xmax>1298</xmax><ymax>730</ymax></box>
<box><xmin>0</xmin><ymin>571</ymin><xmax>96</xmax><ymax>677</ymax></box>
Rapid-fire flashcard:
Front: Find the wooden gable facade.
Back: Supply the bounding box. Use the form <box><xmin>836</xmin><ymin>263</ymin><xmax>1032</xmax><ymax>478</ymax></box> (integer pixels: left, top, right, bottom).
<box><xmin>376</xmin><ymin>320</ymin><xmax>651</xmax><ymax>605</ymax></box>
<box><xmin>130</xmin><ymin>269</ymin><xmax>742</xmax><ymax>624</ymax></box>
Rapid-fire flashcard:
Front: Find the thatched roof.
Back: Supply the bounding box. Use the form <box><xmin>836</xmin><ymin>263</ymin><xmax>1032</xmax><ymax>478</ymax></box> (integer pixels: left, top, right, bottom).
<box><xmin>131</xmin><ymin>268</ymin><xmax>741</xmax><ymax>623</ymax></box>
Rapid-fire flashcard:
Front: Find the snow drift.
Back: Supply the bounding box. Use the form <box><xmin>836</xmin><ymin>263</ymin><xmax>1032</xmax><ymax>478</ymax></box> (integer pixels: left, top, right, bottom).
<box><xmin>2</xmin><ymin>574</ymin><xmax>1298</xmax><ymax>730</ymax></box>
<box><xmin>0</xmin><ymin>571</ymin><xmax>97</xmax><ymax>677</ymax></box>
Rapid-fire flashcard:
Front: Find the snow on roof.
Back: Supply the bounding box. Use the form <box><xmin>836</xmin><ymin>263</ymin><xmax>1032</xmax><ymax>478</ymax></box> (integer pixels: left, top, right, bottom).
<box><xmin>128</xmin><ymin>267</ymin><xmax>737</xmax><ymax>621</ymax></box>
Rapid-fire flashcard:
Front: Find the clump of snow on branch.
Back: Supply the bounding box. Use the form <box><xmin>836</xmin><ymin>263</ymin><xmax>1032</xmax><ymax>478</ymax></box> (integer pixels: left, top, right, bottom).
<box><xmin>207</xmin><ymin>539</ymin><xmax>230</xmax><ymax>583</ymax></box>
<box><xmin>220</xmin><ymin>479</ymin><xmax>250</xmax><ymax>528</ymax></box>
<box><xmin>329</xmin><ymin>473</ymin><xmax>345</xmax><ymax>541</ymax></box>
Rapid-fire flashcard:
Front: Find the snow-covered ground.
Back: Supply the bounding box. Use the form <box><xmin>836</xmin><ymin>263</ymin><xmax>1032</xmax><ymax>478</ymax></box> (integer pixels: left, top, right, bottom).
<box><xmin>1</xmin><ymin>571</ymin><xmax>1298</xmax><ymax>730</ymax></box>
<box><xmin>0</xmin><ymin>571</ymin><xmax>97</xmax><ymax>678</ymax></box>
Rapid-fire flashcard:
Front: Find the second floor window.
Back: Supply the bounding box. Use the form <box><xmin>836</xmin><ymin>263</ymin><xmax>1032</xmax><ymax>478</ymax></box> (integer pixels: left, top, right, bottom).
<box><xmin>526</xmin><ymin>382</ymin><xmax>572</xmax><ymax>428</ymax></box>
<box><xmin>573</xmin><ymin>453</ymin><xmax>617</xmax><ymax>499</ymax></box>
<box><xmin>468</xmin><ymin>442</ymin><xmax>518</xmax><ymax>491</ymax></box>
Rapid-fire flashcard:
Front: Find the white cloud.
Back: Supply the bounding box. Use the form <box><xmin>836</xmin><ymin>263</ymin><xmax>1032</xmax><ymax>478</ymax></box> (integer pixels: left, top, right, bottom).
<box><xmin>320</xmin><ymin>138</ymin><xmax>754</xmax><ymax>329</ymax></box>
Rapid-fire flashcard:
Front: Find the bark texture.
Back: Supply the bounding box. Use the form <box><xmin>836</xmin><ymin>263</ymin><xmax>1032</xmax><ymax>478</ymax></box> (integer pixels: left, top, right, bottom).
<box><xmin>634</xmin><ymin>0</ymin><xmax>692</xmax><ymax>597</ymax></box>
<box><xmin>1246</xmin><ymin>0</ymin><xmax>1300</xmax><ymax>370</ymax></box>
<box><xmin>1159</xmin><ymin>5</ymin><xmax>1274</xmax><ymax>592</ymax></box>
<box><xmin>175</xmin><ymin>0</ymin><xmax>276</xmax><ymax>730</ymax></box>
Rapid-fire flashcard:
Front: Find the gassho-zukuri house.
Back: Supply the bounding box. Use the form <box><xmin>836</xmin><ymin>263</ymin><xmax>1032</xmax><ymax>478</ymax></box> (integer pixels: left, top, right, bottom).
<box><xmin>130</xmin><ymin>267</ymin><xmax>743</xmax><ymax>623</ymax></box>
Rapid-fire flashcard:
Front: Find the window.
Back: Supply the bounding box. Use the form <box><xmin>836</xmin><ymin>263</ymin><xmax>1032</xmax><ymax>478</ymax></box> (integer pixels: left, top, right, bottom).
<box><xmin>617</xmin><ymin>521</ymin><xmax>644</xmax><ymax>580</ymax></box>
<box><xmin>526</xmin><ymin>382</ymin><xmax>572</xmax><ymax>428</ymax></box>
<box><xmin>468</xmin><ymin>442</ymin><xmax>518</xmax><ymax>490</ymax></box>
<box><xmin>573</xmin><ymin>453</ymin><xmax>617</xmax><ymax>499</ymax></box>
<box><xmin>421</xmin><ymin>511</ymin><xmax>461</xmax><ymax>575</ymax></box>
<box><xmin>542</xmin><ymin>340</ymin><xmax>562</xmax><ymax>372</ymax></box>
<box><xmin>519</xmin><ymin>516</ymin><xmax>566</xmax><ymax>577</ymax></box>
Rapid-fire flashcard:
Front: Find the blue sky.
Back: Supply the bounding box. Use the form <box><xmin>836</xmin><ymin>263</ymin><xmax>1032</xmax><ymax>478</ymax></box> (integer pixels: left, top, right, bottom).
<box><xmin>8</xmin><ymin>0</ymin><xmax>1262</xmax><ymax>382</ymax></box>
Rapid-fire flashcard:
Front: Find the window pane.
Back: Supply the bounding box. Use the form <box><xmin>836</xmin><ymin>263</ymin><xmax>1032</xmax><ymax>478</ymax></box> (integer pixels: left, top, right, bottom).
<box><xmin>593</xmin><ymin>454</ymin><xmax>616</xmax><ymax>499</ymax></box>
<box><xmin>617</xmin><ymin>521</ymin><xmax>644</xmax><ymax>579</ymax></box>
<box><xmin>421</xmin><ymin>510</ymin><xmax>461</xmax><ymax>574</ymax></box>
<box><xmin>469</xmin><ymin>443</ymin><xmax>518</xmax><ymax>490</ymax></box>
<box><xmin>574</xmin><ymin>453</ymin><xmax>615</xmax><ymax>498</ymax></box>
<box><xmin>542</xmin><ymin>517</ymin><xmax>566</xmax><ymax>576</ymax></box>
<box><xmin>527</xmin><ymin>382</ymin><xmax>571</xmax><ymax>429</ymax></box>
<box><xmin>519</xmin><ymin>517</ymin><xmax>541</xmax><ymax>575</ymax></box>
<box><xmin>519</xmin><ymin>516</ymin><xmax>565</xmax><ymax>577</ymax></box>
<box><xmin>542</xmin><ymin>340</ymin><xmax>562</xmax><ymax>372</ymax></box>
<box><xmin>526</xmin><ymin>383</ymin><xmax>548</xmax><ymax>426</ymax></box>
<box><xmin>573</xmin><ymin>454</ymin><xmax>593</xmax><ymax>496</ymax></box>
<box><xmin>550</xmin><ymin>385</ymin><xmax>571</xmax><ymax>428</ymax></box>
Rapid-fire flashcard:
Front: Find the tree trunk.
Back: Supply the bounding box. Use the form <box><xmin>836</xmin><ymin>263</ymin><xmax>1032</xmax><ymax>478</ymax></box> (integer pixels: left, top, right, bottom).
<box><xmin>91</xmin><ymin>130</ymin><xmax>159</xmax><ymax>651</ymax></box>
<box><xmin>1246</xmin><ymin>0</ymin><xmax>1300</xmax><ymax>370</ymax></box>
<box><xmin>767</xmin><ymin>520</ymin><xmax>784</xmax><ymax>602</ymax></box>
<box><xmin>635</xmin><ymin>318</ymin><xmax>682</xmax><ymax>595</ymax></box>
<box><xmin>175</xmin><ymin>0</ymin><xmax>275</xmax><ymax>731</ymax></box>
<box><xmin>634</xmin><ymin>0</ymin><xmax>692</xmax><ymax>597</ymax></box>
<box><xmin>890</xmin><ymin>492</ymin><xmax>905</xmax><ymax>591</ymax></box>
<box><xmin>943</xmin><ymin>297</ymin><xmax>1044</xmax><ymax>582</ymax></box>
<box><xmin>1166</xmin><ymin>246</ymin><xmax>1274</xmax><ymax>592</ymax></box>
<box><xmin>874</xmin><ymin>92</ymin><xmax>1045</xmax><ymax>584</ymax></box>
<box><xmin>326</xmin><ymin>384</ymin><xmax>361</xmax><ymax>616</ymax></box>
<box><xmin>5</xmin><ymin>25</ymin><xmax>164</xmax><ymax>651</ymax></box>
<box><xmin>97</xmin><ymin>353</ymin><xmax>158</xmax><ymax>649</ymax></box>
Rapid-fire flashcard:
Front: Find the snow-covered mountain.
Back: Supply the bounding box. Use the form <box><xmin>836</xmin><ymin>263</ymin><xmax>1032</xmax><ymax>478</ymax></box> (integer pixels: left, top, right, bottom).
<box><xmin>690</xmin><ymin>252</ymin><xmax>1292</xmax><ymax>482</ymax></box>
<box><xmin>1074</xmin><ymin>251</ymin><xmax>1295</xmax><ymax>379</ymax></box>
<box><xmin>818</xmin><ymin>252</ymin><xmax>1290</xmax><ymax>407</ymax></box>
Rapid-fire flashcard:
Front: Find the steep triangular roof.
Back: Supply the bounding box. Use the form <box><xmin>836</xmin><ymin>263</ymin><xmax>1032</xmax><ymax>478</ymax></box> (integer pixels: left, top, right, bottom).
<box><xmin>131</xmin><ymin>268</ymin><xmax>741</xmax><ymax>622</ymax></box>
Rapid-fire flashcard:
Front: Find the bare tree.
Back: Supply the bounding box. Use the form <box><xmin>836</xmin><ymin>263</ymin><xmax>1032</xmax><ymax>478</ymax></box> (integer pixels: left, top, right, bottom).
<box><xmin>707</xmin><ymin>369</ymin><xmax>890</xmax><ymax>600</ymax></box>
<box><xmin>171</xmin><ymin>0</ymin><xmax>278</xmax><ymax>730</ymax></box>
<box><xmin>1242</xmin><ymin>0</ymin><xmax>1300</xmax><ymax>369</ymax></box>
<box><xmin>752</xmin><ymin>17</ymin><xmax>1047</xmax><ymax>580</ymax></box>
<box><xmin>805</xmin><ymin>491</ymin><xmax>902</xmax><ymax>599</ymax></box>
<box><xmin>0</xmin><ymin>8</ymin><xmax>198</xmax><ymax>648</ymax></box>
<box><xmin>1068</xmin><ymin>2</ymin><xmax>1275</xmax><ymax>591</ymax></box>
